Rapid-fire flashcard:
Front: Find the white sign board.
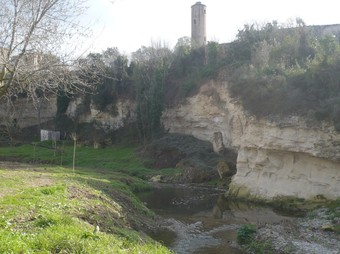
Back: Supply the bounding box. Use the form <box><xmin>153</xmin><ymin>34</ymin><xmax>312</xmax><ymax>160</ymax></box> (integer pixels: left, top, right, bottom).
<box><xmin>40</xmin><ymin>130</ymin><xmax>60</xmax><ymax>141</ymax></box>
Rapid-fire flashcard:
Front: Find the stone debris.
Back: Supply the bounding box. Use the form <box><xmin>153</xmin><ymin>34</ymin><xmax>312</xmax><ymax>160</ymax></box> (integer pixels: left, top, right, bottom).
<box><xmin>255</xmin><ymin>208</ymin><xmax>340</xmax><ymax>254</ymax></box>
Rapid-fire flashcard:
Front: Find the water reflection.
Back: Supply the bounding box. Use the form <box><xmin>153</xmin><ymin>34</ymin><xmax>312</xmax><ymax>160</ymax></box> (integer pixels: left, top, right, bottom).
<box><xmin>138</xmin><ymin>185</ymin><xmax>294</xmax><ymax>254</ymax></box>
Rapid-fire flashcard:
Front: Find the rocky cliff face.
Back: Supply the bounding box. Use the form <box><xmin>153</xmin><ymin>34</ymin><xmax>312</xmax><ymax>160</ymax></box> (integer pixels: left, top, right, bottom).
<box><xmin>66</xmin><ymin>98</ymin><xmax>136</xmax><ymax>131</ymax></box>
<box><xmin>0</xmin><ymin>96</ymin><xmax>136</xmax><ymax>132</ymax></box>
<box><xmin>162</xmin><ymin>80</ymin><xmax>340</xmax><ymax>200</ymax></box>
<box><xmin>0</xmin><ymin>97</ymin><xmax>57</xmax><ymax>128</ymax></box>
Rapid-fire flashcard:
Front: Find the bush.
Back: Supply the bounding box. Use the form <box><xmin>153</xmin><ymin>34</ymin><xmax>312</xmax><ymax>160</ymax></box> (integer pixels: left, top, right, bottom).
<box><xmin>237</xmin><ymin>224</ymin><xmax>256</xmax><ymax>244</ymax></box>
<box><xmin>228</xmin><ymin>22</ymin><xmax>340</xmax><ymax>131</ymax></box>
<box><xmin>245</xmin><ymin>240</ymin><xmax>275</xmax><ymax>254</ymax></box>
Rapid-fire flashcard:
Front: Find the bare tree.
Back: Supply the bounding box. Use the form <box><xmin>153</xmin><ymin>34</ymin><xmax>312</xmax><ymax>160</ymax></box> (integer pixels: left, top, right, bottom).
<box><xmin>0</xmin><ymin>0</ymin><xmax>94</xmax><ymax>101</ymax></box>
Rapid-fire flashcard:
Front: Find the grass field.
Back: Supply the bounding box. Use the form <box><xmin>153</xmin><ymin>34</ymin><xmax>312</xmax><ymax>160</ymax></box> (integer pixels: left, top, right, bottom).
<box><xmin>0</xmin><ymin>143</ymin><xmax>173</xmax><ymax>253</ymax></box>
<box><xmin>0</xmin><ymin>141</ymin><xmax>180</xmax><ymax>179</ymax></box>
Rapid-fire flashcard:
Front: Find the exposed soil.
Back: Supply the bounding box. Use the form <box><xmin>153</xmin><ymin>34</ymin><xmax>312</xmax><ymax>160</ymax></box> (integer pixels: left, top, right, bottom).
<box><xmin>67</xmin><ymin>184</ymin><xmax>127</xmax><ymax>233</ymax></box>
<box><xmin>66</xmin><ymin>177</ymin><xmax>159</xmax><ymax>235</ymax></box>
<box><xmin>28</xmin><ymin>176</ymin><xmax>55</xmax><ymax>187</ymax></box>
<box><xmin>0</xmin><ymin>161</ymin><xmax>36</xmax><ymax>169</ymax></box>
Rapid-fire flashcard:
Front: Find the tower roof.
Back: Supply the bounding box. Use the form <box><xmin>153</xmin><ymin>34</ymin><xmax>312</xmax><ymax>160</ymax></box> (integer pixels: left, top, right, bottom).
<box><xmin>192</xmin><ymin>2</ymin><xmax>206</xmax><ymax>7</ymax></box>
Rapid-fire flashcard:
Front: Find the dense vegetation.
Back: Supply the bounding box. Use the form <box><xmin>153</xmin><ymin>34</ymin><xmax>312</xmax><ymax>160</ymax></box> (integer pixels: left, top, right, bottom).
<box><xmin>226</xmin><ymin>21</ymin><xmax>340</xmax><ymax>129</ymax></box>
<box><xmin>52</xmin><ymin>39</ymin><xmax>219</xmax><ymax>143</ymax></box>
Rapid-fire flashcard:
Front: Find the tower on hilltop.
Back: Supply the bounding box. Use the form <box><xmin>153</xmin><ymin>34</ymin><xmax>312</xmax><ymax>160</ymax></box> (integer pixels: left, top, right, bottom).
<box><xmin>191</xmin><ymin>2</ymin><xmax>206</xmax><ymax>48</ymax></box>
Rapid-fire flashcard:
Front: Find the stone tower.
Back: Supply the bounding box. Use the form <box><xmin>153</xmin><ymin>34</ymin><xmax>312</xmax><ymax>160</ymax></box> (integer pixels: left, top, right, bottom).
<box><xmin>191</xmin><ymin>2</ymin><xmax>206</xmax><ymax>48</ymax></box>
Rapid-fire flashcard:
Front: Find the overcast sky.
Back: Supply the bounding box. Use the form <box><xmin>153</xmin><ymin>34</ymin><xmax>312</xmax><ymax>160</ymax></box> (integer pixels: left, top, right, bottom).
<box><xmin>83</xmin><ymin>0</ymin><xmax>340</xmax><ymax>55</ymax></box>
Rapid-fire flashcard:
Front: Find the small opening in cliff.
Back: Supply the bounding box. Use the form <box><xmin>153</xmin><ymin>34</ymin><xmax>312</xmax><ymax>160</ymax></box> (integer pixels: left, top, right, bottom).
<box><xmin>138</xmin><ymin>133</ymin><xmax>238</xmax><ymax>185</ymax></box>
<box><xmin>216</xmin><ymin>147</ymin><xmax>238</xmax><ymax>182</ymax></box>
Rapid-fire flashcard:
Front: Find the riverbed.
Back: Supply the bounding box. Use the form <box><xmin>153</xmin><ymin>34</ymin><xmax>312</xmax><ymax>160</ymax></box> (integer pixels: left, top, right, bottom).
<box><xmin>138</xmin><ymin>184</ymin><xmax>299</xmax><ymax>254</ymax></box>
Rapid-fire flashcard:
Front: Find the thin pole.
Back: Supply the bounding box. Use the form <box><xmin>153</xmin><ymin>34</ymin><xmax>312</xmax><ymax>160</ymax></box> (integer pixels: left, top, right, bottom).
<box><xmin>72</xmin><ymin>133</ymin><xmax>77</xmax><ymax>174</ymax></box>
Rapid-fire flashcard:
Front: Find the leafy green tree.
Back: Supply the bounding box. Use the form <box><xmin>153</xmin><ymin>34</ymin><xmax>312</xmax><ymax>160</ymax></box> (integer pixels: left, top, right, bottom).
<box><xmin>172</xmin><ymin>37</ymin><xmax>192</xmax><ymax>76</ymax></box>
<box><xmin>132</xmin><ymin>45</ymin><xmax>173</xmax><ymax>142</ymax></box>
<box><xmin>229</xmin><ymin>19</ymin><xmax>340</xmax><ymax>132</ymax></box>
<box><xmin>318</xmin><ymin>35</ymin><xmax>340</xmax><ymax>65</ymax></box>
<box><xmin>80</xmin><ymin>48</ymin><xmax>131</xmax><ymax>112</ymax></box>
<box><xmin>174</xmin><ymin>37</ymin><xmax>192</xmax><ymax>57</ymax></box>
<box><xmin>207</xmin><ymin>41</ymin><xmax>219</xmax><ymax>67</ymax></box>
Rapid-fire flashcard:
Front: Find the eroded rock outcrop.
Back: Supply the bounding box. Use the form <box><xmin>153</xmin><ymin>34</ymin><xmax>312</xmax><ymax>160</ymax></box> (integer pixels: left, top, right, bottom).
<box><xmin>0</xmin><ymin>97</ymin><xmax>57</xmax><ymax>128</ymax></box>
<box><xmin>162</xmin><ymin>80</ymin><xmax>340</xmax><ymax>200</ymax></box>
<box><xmin>67</xmin><ymin>98</ymin><xmax>136</xmax><ymax>131</ymax></box>
<box><xmin>0</xmin><ymin>96</ymin><xmax>135</xmax><ymax>131</ymax></box>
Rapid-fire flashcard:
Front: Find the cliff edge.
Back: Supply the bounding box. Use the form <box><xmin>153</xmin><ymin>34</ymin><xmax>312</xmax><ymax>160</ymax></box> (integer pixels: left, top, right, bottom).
<box><xmin>162</xmin><ymin>78</ymin><xmax>340</xmax><ymax>201</ymax></box>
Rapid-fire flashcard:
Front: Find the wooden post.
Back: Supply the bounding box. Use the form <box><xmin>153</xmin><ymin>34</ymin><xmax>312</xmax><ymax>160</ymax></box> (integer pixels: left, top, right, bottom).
<box><xmin>71</xmin><ymin>133</ymin><xmax>77</xmax><ymax>174</ymax></box>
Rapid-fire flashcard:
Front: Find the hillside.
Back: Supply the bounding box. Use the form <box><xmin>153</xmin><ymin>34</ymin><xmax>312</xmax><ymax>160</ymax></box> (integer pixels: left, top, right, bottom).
<box><xmin>226</xmin><ymin>23</ymin><xmax>340</xmax><ymax>130</ymax></box>
<box><xmin>0</xmin><ymin>144</ymin><xmax>172</xmax><ymax>253</ymax></box>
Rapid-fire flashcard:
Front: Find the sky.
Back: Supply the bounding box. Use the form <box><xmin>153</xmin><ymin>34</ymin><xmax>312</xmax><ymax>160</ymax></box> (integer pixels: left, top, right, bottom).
<box><xmin>82</xmin><ymin>0</ymin><xmax>340</xmax><ymax>55</ymax></box>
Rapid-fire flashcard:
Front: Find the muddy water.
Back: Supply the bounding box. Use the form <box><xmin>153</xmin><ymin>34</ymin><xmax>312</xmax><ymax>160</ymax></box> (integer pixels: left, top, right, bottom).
<box><xmin>138</xmin><ymin>184</ymin><xmax>296</xmax><ymax>254</ymax></box>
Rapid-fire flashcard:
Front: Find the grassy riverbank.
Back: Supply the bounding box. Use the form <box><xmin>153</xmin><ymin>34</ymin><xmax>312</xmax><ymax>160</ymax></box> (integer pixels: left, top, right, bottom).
<box><xmin>0</xmin><ymin>143</ymin><xmax>173</xmax><ymax>253</ymax></box>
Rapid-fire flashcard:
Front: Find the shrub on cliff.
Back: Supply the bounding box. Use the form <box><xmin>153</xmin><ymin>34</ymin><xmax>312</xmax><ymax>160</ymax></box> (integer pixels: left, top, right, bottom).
<box><xmin>228</xmin><ymin>20</ymin><xmax>340</xmax><ymax>129</ymax></box>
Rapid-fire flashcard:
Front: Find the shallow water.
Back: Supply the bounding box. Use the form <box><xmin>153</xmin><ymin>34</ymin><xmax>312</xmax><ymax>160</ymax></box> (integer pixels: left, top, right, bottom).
<box><xmin>138</xmin><ymin>184</ymin><xmax>297</xmax><ymax>254</ymax></box>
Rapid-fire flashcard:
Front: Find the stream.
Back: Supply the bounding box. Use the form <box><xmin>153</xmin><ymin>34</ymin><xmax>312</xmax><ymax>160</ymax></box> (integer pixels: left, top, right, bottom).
<box><xmin>138</xmin><ymin>184</ymin><xmax>299</xmax><ymax>254</ymax></box>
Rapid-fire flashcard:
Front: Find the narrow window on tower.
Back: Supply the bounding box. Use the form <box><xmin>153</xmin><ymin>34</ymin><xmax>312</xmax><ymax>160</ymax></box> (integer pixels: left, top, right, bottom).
<box><xmin>194</xmin><ymin>19</ymin><xmax>196</xmax><ymax>25</ymax></box>
<box><xmin>204</xmin><ymin>10</ymin><xmax>206</xmax><ymax>14</ymax></box>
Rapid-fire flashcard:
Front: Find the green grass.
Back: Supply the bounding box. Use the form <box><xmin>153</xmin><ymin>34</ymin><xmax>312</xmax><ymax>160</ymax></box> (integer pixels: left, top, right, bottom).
<box><xmin>243</xmin><ymin>240</ymin><xmax>275</xmax><ymax>254</ymax></box>
<box><xmin>325</xmin><ymin>199</ymin><xmax>340</xmax><ymax>234</ymax></box>
<box><xmin>0</xmin><ymin>144</ymin><xmax>174</xmax><ymax>253</ymax></box>
<box><xmin>0</xmin><ymin>167</ymin><xmax>171</xmax><ymax>253</ymax></box>
<box><xmin>237</xmin><ymin>224</ymin><xmax>275</xmax><ymax>254</ymax></box>
<box><xmin>0</xmin><ymin>141</ymin><xmax>177</xmax><ymax>179</ymax></box>
<box><xmin>237</xmin><ymin>224</ymin><xmax>256</xmax><ymax>244</ymax></box>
